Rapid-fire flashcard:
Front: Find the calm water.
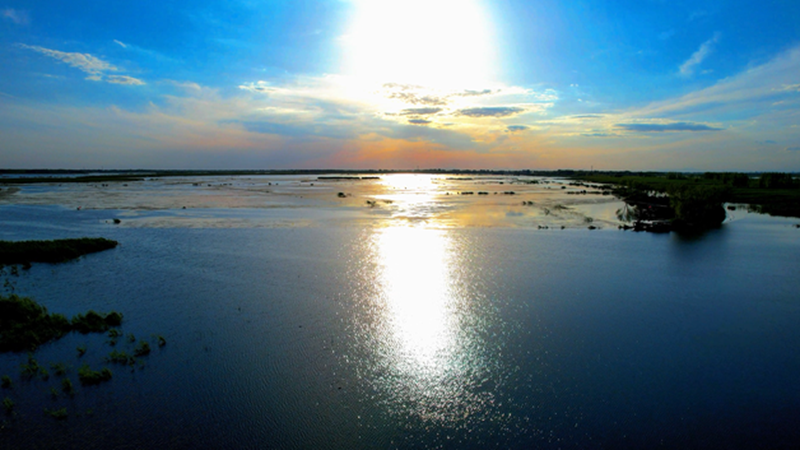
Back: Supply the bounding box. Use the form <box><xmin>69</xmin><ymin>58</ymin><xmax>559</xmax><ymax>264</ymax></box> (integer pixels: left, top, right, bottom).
<box><xmin>1</xmin><ymin>177</ymin><xmax>800</xmax><ymax>449</ymax></box>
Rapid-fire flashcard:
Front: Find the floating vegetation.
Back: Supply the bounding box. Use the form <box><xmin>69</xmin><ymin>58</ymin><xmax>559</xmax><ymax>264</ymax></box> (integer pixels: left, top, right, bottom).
<box><xmin>61</xmin><ymin>378</ymin><xmax>74</xmax><ymax>394</ymax></box>
<box><xmin>133</xmin><ymin>341</ymin><xmax>151</xmax><ymax>357</ymax></box>
<box><xmin>77</xmin><ymin>365</ymin><xmax>112</xmax><ymax>386</ymax></box>
<box><xmin>108</xmin><ymin>329</ymin><xmax>122</xmax><ymax>338</ymax></box>
<box><xmin>157</xmin><ymin>335</ymin><xmax>167</xmax><ymax>347</ymax></box>
<box><xmin>0</xmin><ymin>238</ymin><xmax>118</xmax><ymax>266</ymax></box>
<box><xmin>106</xmin><ymin>350</ymin><xmax>135</xmax><ymax>366</ymax></box>
<box><xmin>50</xmin><ymin>362</ymin><xmax>67</xmax><ymax>376</ymax></box>
<box><xmin>1</xmin><ymin>295</ymin><xmax>71</xmax><ymax>352</ymax></box>
<box><xmin>337</xmin><ymin>192</ymin><xmax>346</xmax><ymax>198</ymax></box>
<box><xmin>71</xmin><ymin>310</ymin><xmax>124</xmax><ymax>334</ymax></box>
<box><xmin>76</xmin><ymin>346</ymin><xmax>87</xmax><ymax>357</ymax></box>
<box><xmin>3</xmin><ymin>397</ymin><xmax>13</xmax><ymax>414</ymax></box>
<box><xmin>49</xmin><ymin>387</ymin><xmax>59</xmax><ymax>399</ymax></box>
<box><xmin>0</xmin><ymin>294</ymin><xmax>125</xmax><ymax>352</ymax></box>
<box><xmin>1</xmin><ymin>375</ymin><xmax>11</xmax><ymax>389</ymax></box>
<box><xmin>20</xmin><ymin>354</ymin><xmax>43</xmax><ymax>379</ymax></box>
<box><xmin>127</xmin><ymin>333</ymin><xmax>136</xmax><ymax>343</ymax></box>
<box><xmin>44</xmin><ymin>407</ymin><xmax>68</xmax><ymax>420</ymax></box>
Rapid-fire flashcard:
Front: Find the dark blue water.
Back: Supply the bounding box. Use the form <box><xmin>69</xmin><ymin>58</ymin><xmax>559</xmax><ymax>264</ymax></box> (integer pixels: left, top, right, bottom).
<box><xmin>1</xmin><ymin>205</ymin><xmax>800</xmax><ymax>449</ymax></box>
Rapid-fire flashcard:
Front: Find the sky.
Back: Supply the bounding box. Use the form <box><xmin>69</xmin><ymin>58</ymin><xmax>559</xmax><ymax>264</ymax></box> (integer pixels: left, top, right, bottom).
<box><xmin>1</xmin><ymin>0</ymin><xmax>799</xmax><ymax>170</ymax></box>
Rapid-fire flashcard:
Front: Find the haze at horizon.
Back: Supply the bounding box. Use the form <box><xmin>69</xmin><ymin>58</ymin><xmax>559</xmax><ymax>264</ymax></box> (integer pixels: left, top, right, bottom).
<box><xmin>1</xmin><ymin>0</ymin><xmax>799</xmax><ymax>171</ymax></box>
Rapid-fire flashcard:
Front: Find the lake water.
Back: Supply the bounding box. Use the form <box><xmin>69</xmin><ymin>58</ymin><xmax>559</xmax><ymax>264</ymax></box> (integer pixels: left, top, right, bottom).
<box><xmin>1</xmin><ymin>174</ymin><xmax>799</xmax><ymax>449</ymax></box>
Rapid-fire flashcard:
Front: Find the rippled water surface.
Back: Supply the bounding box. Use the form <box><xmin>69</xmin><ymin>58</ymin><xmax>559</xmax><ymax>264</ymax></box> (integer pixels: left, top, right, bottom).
<box><xmin>1</xmin><ymin>175</ymin><xmax>800</xmax><ymax>449</ymax></box>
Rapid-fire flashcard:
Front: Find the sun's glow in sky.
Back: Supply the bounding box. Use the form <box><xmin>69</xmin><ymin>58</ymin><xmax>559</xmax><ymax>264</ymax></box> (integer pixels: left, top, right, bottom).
<box><xmin>343</xmin><ymin>0</ymin><xmax>496</xmax><ymax>90</ymax></box>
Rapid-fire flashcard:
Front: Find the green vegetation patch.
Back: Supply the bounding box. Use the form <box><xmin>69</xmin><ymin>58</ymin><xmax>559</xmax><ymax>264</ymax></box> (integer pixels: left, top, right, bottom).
<box><xmin>44</xmin><ymin>407</ymin><xmax>68</xmax><ymax>420</ymax></box>
<box><xmin>77</xmin><ymin>365</ymin><xmax>112</xmax><ymax>386</ymax></box>
<box><xmin>0</xmin><ymin>294</ymin><xmax>123</xmax><ymax>352</ymax></box>
<box><xmin>0</xmin><ymin>238</ymin><xmax>118</xmax><ymax>266</ymax></box>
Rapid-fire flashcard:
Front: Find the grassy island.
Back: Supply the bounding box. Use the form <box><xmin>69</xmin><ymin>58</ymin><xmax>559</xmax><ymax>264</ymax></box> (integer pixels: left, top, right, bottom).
<box><xmin>0</xmin><ymin>238</ymin><xmax>118</xmax><ymax>266</ymax></box>
<box><xmin>0</xmin><ymin>294</ymin><xmax>123</xmax><ymax>352</ymax></box>
<box><xmin>573</xmin><ymin>171</ymin><xmax>800</xmax><ymax>231</ymax></box>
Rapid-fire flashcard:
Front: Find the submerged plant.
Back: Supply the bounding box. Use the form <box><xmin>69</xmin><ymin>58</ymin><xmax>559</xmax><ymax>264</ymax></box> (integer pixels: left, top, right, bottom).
<box><xmin>61</xmin><ymin>377</ymin><xmax>74</xmax><ymax>394</ymax></box>
<box><xmin>106</xmin><ymin>350</ymin><xmax>134</xmax><ymax>366</ymax></box>
<box><xmin>133</xmin><ymin>341</ymin><xmax>151</xmax><ymax>357</ymax></box>
<box><xmin>44</xmin><ymin>407</ymin><xmax>67</xmax><ymax>420</ymax></box>
<box><xmin>50</xmin><ymin>362</ymin><xmax>67</xmax><ymax>376</ymax></box>
<box><xmin>77</xmin><ymin>365</ymin><xmax>112</xmax><ymax>386</ymax></box>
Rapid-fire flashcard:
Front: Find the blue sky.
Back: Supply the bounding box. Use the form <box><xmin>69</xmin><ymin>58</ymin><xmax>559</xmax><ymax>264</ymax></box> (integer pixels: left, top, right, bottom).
<box><xmin>1</xmin><ymin>0</ymin><xmax>799</xmax><ymax>170</ymax></box>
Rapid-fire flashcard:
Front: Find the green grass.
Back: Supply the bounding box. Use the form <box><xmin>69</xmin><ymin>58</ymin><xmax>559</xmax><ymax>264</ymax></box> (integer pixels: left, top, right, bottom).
<box><xmin>0</xmin><ymin>238</ymin><xmax>118</xmax><ymax>266</ymax></box>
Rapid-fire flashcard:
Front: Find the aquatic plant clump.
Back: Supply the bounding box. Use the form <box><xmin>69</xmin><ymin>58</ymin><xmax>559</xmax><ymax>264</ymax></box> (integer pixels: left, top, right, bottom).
<box><xmin>71</xmin><ymin>310</ymin><xmax>124</xmax><ymax>334</ymax></box>
<box><xmin>0</xmin><ymin>294</ymin><xmax>123</xmax><ymax>352</ymax></box>
<box><xmin>0</xmin><ymin>295</ymin><xmax>71</xmax><ymax>352</ymax></box>
<box><xmin>0</xmin><ymin>238</ymin><xmax>118</xmax><ymax>266</ymax></box>
<box><xmin>77</xmin><ymin>365</ymin><xmax>112</xmax><ymax>386</ymax></box>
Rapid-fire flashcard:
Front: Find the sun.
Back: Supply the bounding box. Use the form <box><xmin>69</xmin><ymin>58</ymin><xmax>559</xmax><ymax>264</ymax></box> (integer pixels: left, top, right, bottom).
<box><xmin>342</xmin><ymin>0</ymin><xmax>496</xmax><ymax>90</ymax></box>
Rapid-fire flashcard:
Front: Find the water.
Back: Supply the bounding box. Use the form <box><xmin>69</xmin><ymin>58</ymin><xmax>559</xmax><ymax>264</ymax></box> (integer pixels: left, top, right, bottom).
<box><xmin>1</xmin><ymin>176</ymin><xmax>799</xmax><ymax>448</ymax></box>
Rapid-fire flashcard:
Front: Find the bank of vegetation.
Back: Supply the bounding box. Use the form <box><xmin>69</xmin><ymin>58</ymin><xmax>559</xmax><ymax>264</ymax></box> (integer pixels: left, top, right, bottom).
<box><xmin>0</xmin><ymin>238</ymin><xmax>118</xmax><ymax>267</ymax></box>
<box><xmin>574</xmin><ymin>171</ymin><xmax>800</xmax><ymax>231</ymax></box>
<box><xmin>0</xmin><ymin>294</ymin><xmax>123</xmax><ymax>352</ymax></box>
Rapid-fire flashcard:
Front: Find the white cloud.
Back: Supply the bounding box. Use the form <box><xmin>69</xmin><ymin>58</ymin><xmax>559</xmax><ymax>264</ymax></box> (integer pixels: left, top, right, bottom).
<box><xmin>18</xmin><ymin>44</ymin><xmax>145</xmax><ymax>86</ymax></box>
<box><xmin>2</xmin><ymin>8</ymin><xmax>29</xmax><ymax>25</ymax></box>
<box><xmin>113</xmin><ymin>40</ymin><xmax>128</xmax><ymax>49</ymax></box>
<box><xmin>19</xmin><ymin>44</ymin><xmax>117</xmax><ymax>78</ymax></box>
<box><xmin>106</xmin><ymin>75</ymin><xmax>145</xmax><ymax>85</ymax></box>
<box><xmin>679</xmin><ymin>33</ymin><xmax>720</xmax><ymax>77</ymax></box>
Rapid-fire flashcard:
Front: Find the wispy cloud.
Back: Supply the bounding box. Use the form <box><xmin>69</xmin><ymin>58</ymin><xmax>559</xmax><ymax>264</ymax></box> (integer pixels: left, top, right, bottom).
<box><xmin>2</xmin><ymin>8</ymin><xmax>28</xmax><ymax>25</ymax></box>
<box><xmin>106</xmin><ymin>75</ymin><xmax>145</xmax><ymax>85</ymax></box>
<box><xmin>113</xmin><ymin>39</ymin><xmax>128</xmax><ymax>49</ymax></box>
<box><xmin>408</xmin><ymin>118</ymin><xmax>431</xmax><ymax>125</ymax></box>
<box><xmin>616</xmin><ymin>121</ymin><xmax>722</xmax><ymax>132</ymax></box>
<box><xmin>18</xmin><ymin>44</ymin><xmax>144</xmax><ymax>85</ymax></box>
<box><xmin>456</xmin><ymin>107</ymin><xmax>526</xmax><ymax>118</ymax></box>
<box><xmin>19</xmin><ymin>44</ymin><xmax>117</xmax><ymax>77</ymax></box>
<box><xmin>679</xmin><ymin>33</ymin><xmax>720</xmax><ymax>77</ymax></box>
<box><xmin>399</xmin><ymin>107</ymin><xmax>441</xmax><ymax>116</ymax></box>
<box><xmin>506</xmin><ymin>125</ymin><xmax>528</xmax><ymax>132</ymax></box>
<box><xmin>786</xmin><ymin>146</ymin><xmax>800</xmax><ymax>152</ymax></box>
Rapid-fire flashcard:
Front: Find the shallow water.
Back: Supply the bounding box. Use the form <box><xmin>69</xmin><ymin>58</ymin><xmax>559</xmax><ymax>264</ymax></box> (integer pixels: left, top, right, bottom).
<box><xmin>1</xmin><ymin>175</ymin><xmax>799</xmax><ymax>449</ymax></box>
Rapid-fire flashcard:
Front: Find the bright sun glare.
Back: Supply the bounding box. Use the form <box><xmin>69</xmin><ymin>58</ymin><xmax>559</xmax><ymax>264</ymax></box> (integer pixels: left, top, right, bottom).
<box><xmin>344</xmin><ymin>0</ymin><xmax>496</xmax><ymax>90</ymax></box>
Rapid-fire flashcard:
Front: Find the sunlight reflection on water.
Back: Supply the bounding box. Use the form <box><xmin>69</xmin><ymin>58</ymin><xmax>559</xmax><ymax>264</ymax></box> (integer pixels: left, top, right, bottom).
<box><xmin>354</xmin><ymin>179</ymin><xmax>505</xmax><ymax>428</ymax></box>
<box><xmin>367</xmin><ymin>225</ymin><xmax>497</xmax><ymax>425</ymax></box>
